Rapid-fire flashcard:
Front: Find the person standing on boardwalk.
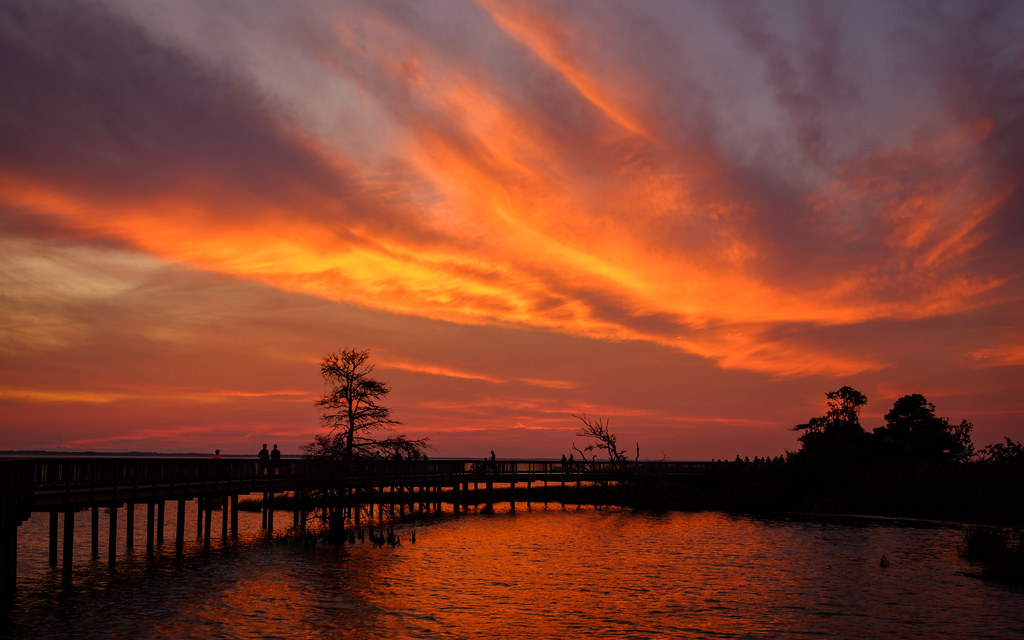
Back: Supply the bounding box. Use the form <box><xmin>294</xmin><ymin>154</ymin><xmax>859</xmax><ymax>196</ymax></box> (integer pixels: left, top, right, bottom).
<box><xmin>258</xmin><ymin>443</ymin><xmax>270</xmax><ymax>475</ymax></box>
<box><xmin>213</xmin><ymin>449</ymin><xmax>222</xmax><ymax>459</ymax></box>
<box><xmin>270</xmin><ymin>444</ymin><xmax>281</xmax><ymax>474</ymax></box>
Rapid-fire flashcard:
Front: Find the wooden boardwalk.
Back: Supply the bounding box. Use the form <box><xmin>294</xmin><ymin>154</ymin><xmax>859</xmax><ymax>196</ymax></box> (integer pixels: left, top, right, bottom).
<box><xmin>1</xmin><ymin>457</ymin><xmax>710</xmax><ymax>595</ymax></box>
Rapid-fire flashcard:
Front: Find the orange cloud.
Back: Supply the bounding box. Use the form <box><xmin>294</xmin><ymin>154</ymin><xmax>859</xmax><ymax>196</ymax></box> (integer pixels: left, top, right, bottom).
<box><xmin>2</xmin><ymin>0</ymin><xmax>1020</xmax><ymax>387</ymax></box>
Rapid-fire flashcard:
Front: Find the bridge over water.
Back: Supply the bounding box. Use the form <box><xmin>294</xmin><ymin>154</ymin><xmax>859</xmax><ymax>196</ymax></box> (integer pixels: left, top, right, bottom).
<box><xmin>0</xmin><ymin>457</ymin><xmax>710</xmax><ymax>596</ymax></box>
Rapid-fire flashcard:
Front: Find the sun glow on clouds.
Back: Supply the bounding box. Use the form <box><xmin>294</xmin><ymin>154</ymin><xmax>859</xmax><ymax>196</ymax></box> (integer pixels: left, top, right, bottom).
<box><xmin>1</xmin><ymin>0</ymin><xmax>1023</xmax><ymax>455</ymax></box>
<box><xmin>4</xmin><ymin>2</ymin><xmax>1017</xmax><ymax>381</ymax></box>
<box><xmin>381</xmin><ymin>358</ymin><xmax>579</xmax><ymax>390</ymax></box>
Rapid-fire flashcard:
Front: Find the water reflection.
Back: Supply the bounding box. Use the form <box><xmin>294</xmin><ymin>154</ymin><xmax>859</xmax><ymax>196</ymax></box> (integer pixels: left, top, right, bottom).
<box><xmin>5</xmin><ymin>507</ymin><xmax>1024</xmax><ymax>639</ymax></box>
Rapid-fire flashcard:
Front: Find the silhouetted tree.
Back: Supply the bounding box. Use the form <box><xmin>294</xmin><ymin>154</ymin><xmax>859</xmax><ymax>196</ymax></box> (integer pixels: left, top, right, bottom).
<box><xmin>872</xmin><ymin>394</ymin><xmax>974</xmax><ymax>463</ymax></box>
<box><xmin>792</xmin><ymin>386</ymin><xmax>869</xmax><ymax>461</ymax></box>
<box><xmin>571</xmin><ymin>414</ymin><xmax>635</xmax><ymax>467</ymax></box>
<box><xmin>302</xmin><ymin>348</ymin><xmax>428</xmax><ymax>542</ymax></box>
<box><xmin>304</xmin><ymin>348</ymin><xmax>427</xmax><ymax>462</ymax></box>
<box><xmin>979</xmin><ymin>437</ymin><xmax>1024</xmax><ymax>463</ymax></box>
<box><xmin>571</xmin><ymin>414</ymin><xmax>640</xmax><ymax>499</ymax></box>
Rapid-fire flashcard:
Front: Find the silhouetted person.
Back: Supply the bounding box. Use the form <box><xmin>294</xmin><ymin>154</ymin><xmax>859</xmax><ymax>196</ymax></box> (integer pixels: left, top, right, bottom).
<box><xmin>270</xmin><ymin>444</ymin><xmax>281</xmax><ymax>474</ymax></box>
<box><xmin>568</xmin><ymin>453</ymin><xmax>574</xmax><ymax>473</ymax></box>
<box><xmin>258</xmin><ymin>443</ymin><xmax>270</xmax><ymax>475</ymax></box>
<box><xmin>561</xmin><ymin>453</ymin><xmax>567</xmax><ymax>471</ymax></box>
<box><xmin>213</xmin><ymin>449</ymin><xmax>222</xmax><ymax>460</ymax></box>
<box><xmin>489</xmin><ymin>450</ymin><xmax>496</xmax><ymax>470</ymax></box>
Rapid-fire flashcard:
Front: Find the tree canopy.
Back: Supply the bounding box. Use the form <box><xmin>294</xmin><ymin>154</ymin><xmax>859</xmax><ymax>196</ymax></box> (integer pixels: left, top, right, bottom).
<box><xmin>873</xmin><ymin>393</ymin><xmax>974</xmax><ymax>463</ymax></box>
<box><xmin>793</xmin><ymin>386</ymin><xmax>974</xmax><ymax>464</ymax></box>
<box><xmin>792</xmin><ymin>385</ymin><xmax>869</xmax><ymax>461</ymax></box>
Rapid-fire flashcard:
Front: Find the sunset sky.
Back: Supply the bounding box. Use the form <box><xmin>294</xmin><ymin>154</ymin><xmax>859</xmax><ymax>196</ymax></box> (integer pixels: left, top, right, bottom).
<box><xmin>2</xmin><ymin>0</ymin><xmax>1022</xmax><ymax>459</ymax></box>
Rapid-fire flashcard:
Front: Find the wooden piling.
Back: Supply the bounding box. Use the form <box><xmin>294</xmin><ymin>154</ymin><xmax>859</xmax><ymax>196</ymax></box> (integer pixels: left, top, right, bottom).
<box><xmin>62</xmin><ymin>509</ymin><xmax>74</xmax><ymax>583</ymax></box>
<box><xmin>157</xmin><ymin>501</ymin><xmax>165</xmax><ymax>544</ymax></box>
<box><xmin>125</xmin><ymin>502</ymin><xmax>134</xmax><ymax>550</ymax></box>
<box><xmin>0</xmin><ymin>522</ymin><xmax>16</xmax><ymax>597</ymax></box>
<box><xmin>203</xmin><ymin>503</ymin><xmax>212</xmax><ymax>545</ymax></box>
<box><xmin>48</xmin><ymin>511</ymin><xmax>58</xmax><ymax>566</ymax></box>
<box><xmin>91</xmin><ymin>506</ymin><xmax>100</xmax><ymax>558</ymax></box>
<box><xmin>196</xmin><ymin>498</ymin><xmax>204</xmax><ymax>538</ymax></box>
<box><xmin>230</xmin><ymin>495</ymin><xmax>239</xmax><ymax>536</ymax></box>
<box><xmin>108</xmin><ymin>505</ymin><xmax>118</xmax><ymax>567</ymax></box>
<box><xmin>175</xmin><ymin>500</ymin><xmax>185</xmax><ymax>552</ymax></box>
<box><xmin>146</xmin><ymin>502</ymin><xmax>155</xmax><ymax>556</ymax></box>
<box><xmin>266</xmin><ymin>493</ymin><xmax>274</xmax><ymax>534</ymax></box>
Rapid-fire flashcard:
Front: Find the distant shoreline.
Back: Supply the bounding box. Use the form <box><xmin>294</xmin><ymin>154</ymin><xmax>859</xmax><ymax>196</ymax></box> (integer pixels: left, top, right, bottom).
<box><xmin>0</xmin><ymin>450</ymin><xmax>299</xmax><ymax>459</ymax></box>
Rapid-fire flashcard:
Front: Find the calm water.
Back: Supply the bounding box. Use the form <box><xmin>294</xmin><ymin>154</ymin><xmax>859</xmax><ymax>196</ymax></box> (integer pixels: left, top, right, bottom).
<box><xmin>4</xmin><ymin>503</ymin><xmax>1023</xmax><ymax>639</ymax></box>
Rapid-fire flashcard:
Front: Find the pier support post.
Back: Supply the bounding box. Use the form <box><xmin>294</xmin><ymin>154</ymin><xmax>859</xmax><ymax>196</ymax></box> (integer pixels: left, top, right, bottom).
<box><xmin>221</xmin><ymin>498</ymin><xmax>228</xmax><ymax>539</ymax></box>
<box><xmin>1</xmin><ymin>522</ymin><xmax>18</xmax><ymax>598</ymax></box>
<box><xmin>157</xmin><ymin>501</ymin><xmax>165</xmax><ymax>544</ymax></box>
<box><xmin>175</xmin><ymin>500</ymin><xmax>186</xmax><ymax>552</ymax></box>
<box><xmin>48</xmin><ymin>511</ymin><xmax>58</xmax><ymax>566</ymax></box>
<box><xmin>125</xmin><ymin>502</ymin><xmax>134</xmax><ymax>551</ymax></box>
<box><xmin>91</xmin><ymin>506</ymin><xmax>100</xmax><ymax>558</ymax></box>
<box><xmin>196</xmin><ymin>498</ymin><xmax>203</xmax><ymax>538</ymax></box>
<box><xmin>203</xmin><ymin>503</ymin><xmax>212</xmax><ymax>546</ymax></box>
<box><xmin>62</xmin><ymin>509</ymin><xmax>75</xmax><ymax>583</ymax></box>
<box><xmin>266</xmin><ymin>493</ymin><xmax>274</xmax><ymax>534</ymax></box>
<box><xmin>146</xmin><ymin>502</ymin><xmax>155</xmax><ymax>557</ymax></box>
<box><xmin>231</xmin><ymin>495</ymin><xmax>239</xmax><ymax>536</ymax></box>
<box><xmin>108</xmin><ymin>506</ymin><xmax>118</xmax><ymax>567</ymax></box>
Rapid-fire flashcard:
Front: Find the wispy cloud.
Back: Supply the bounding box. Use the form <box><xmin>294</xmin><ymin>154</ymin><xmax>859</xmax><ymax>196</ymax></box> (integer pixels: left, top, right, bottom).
<box><xmin>1</xmin><ymin>0</ymin><xmax>1022</xmax><ymax>456</ymax></box>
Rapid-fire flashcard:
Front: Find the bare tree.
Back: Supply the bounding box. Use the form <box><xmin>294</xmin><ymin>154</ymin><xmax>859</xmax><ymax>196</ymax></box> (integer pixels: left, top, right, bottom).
<box><xmin>571</xmin><ymin>414</ymin><xmax>639</xmax><ymax>498</ymax></box>
<box><xmin>302</xmin><ymin>348</ymin><xmax>427</xmax><ymax>542</ymax></box>
<box><xmin>571</xmin><ymin>414</ymin><xmax>636</xmax><ymax>466</ymax></box>
<box><xmin>304</xmin><ymin>348</ymin><xmax>427</xmax><ymax>462</ymax></box>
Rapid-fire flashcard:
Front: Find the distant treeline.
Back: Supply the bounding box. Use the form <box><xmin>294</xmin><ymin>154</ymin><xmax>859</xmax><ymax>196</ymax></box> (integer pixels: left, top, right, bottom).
<box><xmin>616</xmin><ymin>387</ymin><xmax>1024</xmax><ymax>524</ymax></box>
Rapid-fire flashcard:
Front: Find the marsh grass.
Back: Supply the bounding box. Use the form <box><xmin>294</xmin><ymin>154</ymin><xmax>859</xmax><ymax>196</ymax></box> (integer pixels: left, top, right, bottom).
<box><xmin>960</xmin><ymin>525</ymin><xmax>1024</xmax><ymax>585</ymax></box>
